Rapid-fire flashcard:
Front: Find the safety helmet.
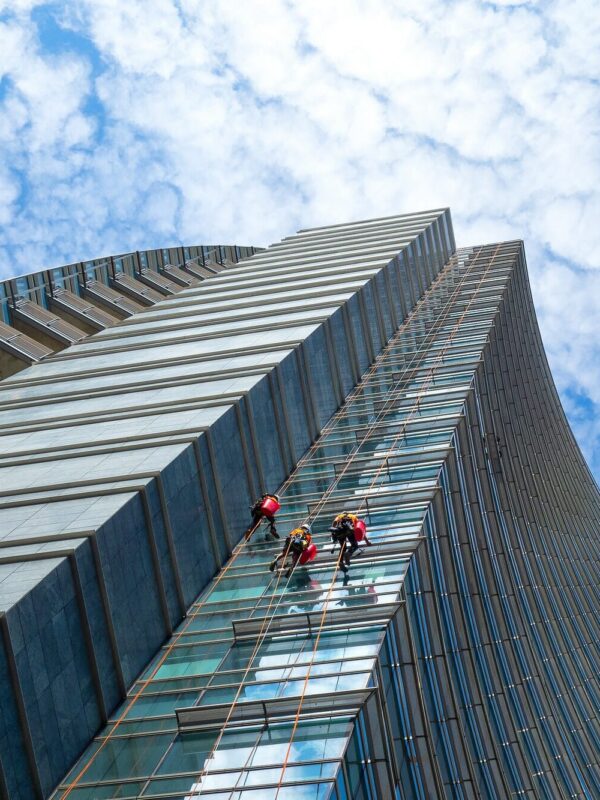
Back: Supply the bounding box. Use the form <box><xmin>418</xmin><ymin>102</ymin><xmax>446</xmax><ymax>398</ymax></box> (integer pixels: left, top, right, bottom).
<box><xmin>300</xmin><ymin>523</ymin><xmax>311</xmax><ymax>534</ymax></box>
<box><xmin>273</xmin><ymin>494</ymin><xmax>280</xmax><ymax>501</ymax></box>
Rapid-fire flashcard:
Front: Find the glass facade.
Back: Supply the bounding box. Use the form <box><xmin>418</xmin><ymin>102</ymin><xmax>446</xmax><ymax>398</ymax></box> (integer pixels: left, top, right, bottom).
<box><xmin>1</xmin><ymin>210</ymin><xmax>597</xmax><ymax>799</ymax></box>
<box><xmin>49</xmin><ymin>239</ymin><xmax>511</xmax><ymax>799</ymax></box>
<box><xmin>0</xmin><ymin>211</ymin><xmax>451</xmax><ymax>798</ymax></box>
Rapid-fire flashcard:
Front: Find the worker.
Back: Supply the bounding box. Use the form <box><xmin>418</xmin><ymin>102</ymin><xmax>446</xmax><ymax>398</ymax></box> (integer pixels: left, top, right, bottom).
<box><xmin>269</xmin><ymin>524</ymin><xmax>312</xmax><ymax>577</ymax></box>
<box><xmin>329</xmin><ymin>512</ymin><xmax>371</xmax><ymax>573</ymax></box>
<box><xmin>244</xmin><ymin>493</ymin><xmax>280</xmax><ymax>540</ymax></box>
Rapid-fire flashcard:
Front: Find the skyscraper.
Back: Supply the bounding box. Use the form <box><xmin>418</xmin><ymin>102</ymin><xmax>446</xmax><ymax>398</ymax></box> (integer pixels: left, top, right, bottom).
<box><xmin>0</xmin><ymin>210</ymin><xmax>598</xmax><ymax>799</ymax></box>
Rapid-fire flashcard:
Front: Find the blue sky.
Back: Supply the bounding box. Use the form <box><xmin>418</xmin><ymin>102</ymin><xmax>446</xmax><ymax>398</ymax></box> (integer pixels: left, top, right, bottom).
<box><xmin>0</xmin><ymin>0</ymin><xmax>598</xmax><ymax>481</ymax></box>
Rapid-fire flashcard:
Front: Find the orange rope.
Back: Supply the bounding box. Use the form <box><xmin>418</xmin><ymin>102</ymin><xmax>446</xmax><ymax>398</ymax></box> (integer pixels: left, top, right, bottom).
<box><xmin>196</xmin><ymin>248</ymin><xmax>490</xmax><ymax>796</ymax></box>
<box><xmin>195</xmin><ymin>253</ymin><xmax>478</xmax><ymax>797</ymax></box>
<box><xmin>273</xmin><ymin>245</ymin><xmax>501</xmax><ymax>797</ymax></box>
<box><xmin>192</xmin><ymin>547</ymin><xmax>348</xmax><ymax>797</ymax></box>
<box><xmin>62</xmin><ymin>248</ymin><xmax>481</xmax><ymax>796</ymax></box>
<box><xmin>191</xmin><ymin>536</ymin><xmax>315</xmax><ymax>794</ymax></box>
<box><xmin>193</xmin><ymin>248</ymin><xmax>487</xmax><ymax>796</ymax></box>
<box><xmin>61</xmin><ymin>520</ymin><xmax>258</xmax><ymax>796</ymax></box>
<box><xmin>299</xmin><ymin>251</ymin><xmax>481</xmax><ymax>530</ymax></box>
<box><xmin>271</xmin><ymin>250</ymin><xmax>460</xmax><ymax>496</ymax></box>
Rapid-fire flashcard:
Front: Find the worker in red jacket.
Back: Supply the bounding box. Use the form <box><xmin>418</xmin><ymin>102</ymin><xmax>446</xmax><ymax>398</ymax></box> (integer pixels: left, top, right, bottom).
<box><xmin>269</xmin><ymin>524</ymin><xmax>312</xmax><ymax>577</ymax></box>
<box><xmin>244</xmin><ymin>493</ymin><xmax>280</xmax><ymax>540</ymax></box>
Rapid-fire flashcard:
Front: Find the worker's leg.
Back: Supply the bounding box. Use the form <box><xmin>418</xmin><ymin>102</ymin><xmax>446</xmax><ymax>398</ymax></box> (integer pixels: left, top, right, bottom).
<box><xmin>270</xmin><ymin>539</ymin><xmax>290</xmax><ymax>571</ymax></box>
<box><xmin>330</xmin><ymin>529</ymin><xmax>343</xmax><ymax>553</ymax></box>
<box><xmin>344</xmin><ymin>533</ymin><xmax>359</xmax><ymax>564</ymax></box>
<box><xmin>266</xmin><ymin>515</ymin><xmax>279</xmax><ymax>538</ymax></box>
<box><xmin>269</xmin><ymin>551</ymin><xmax>284</xmax><ymax>571</ymax></box>
<box><xmin>245</xmin><ymin>511</ymin><xmax>263</xmax><ymax>540</ymax></box>
<box><xmin>338</xmin><ymin>542</ymin><xmax>349</xmax><ymax>573</ymax></box>
<box><xmin>285</xmin><ymin>550</ymin><xmax>301</xmax><ymax>578</ymax></box>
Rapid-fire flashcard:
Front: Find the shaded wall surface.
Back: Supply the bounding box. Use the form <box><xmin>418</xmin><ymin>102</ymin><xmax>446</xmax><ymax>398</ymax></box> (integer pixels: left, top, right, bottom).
<box><xmin>398</xmin><ymin>247</ymin><xmax>600</xmax><ymax>799</ymax></box>
<box><xmin>0</xmin><ymin>210</ymin><xmax>453</xmax><ymax>798</ymax></box>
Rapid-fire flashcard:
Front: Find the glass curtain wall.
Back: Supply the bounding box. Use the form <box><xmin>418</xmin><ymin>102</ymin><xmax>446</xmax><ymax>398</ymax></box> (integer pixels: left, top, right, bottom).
<box><xmin>53</xmin><ymin>243</ymin><xmax>516</xmax><ymax>800</ymax></box>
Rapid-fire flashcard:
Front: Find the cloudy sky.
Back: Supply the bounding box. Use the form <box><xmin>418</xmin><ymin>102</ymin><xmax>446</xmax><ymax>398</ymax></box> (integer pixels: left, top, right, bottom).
<box><xmin>0</xmin><ymin>0</ymin><xmax>598</xmax><ymax>479</ymax></box>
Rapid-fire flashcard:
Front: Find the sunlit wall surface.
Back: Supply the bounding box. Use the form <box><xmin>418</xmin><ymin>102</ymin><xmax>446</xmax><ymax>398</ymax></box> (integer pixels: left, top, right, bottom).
<box><xmin>50</xmin><ymin>227</ymin><xmax>599</xmax><ymax>798</ymax></box>
<box><xmin>0</xmin><ymin>211</ymin><xmax>454</xmax><ymax>798</ymax></box>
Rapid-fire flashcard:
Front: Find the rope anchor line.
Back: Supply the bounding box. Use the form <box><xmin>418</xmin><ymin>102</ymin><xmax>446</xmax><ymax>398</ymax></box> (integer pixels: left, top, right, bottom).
<box><xmin>193</xmin><ymin>246</ymin><xmax>499</xmax><ymax>798</ymax></box>
<box><xmin>62</xmin><ymin>245</ymin><xmax>499</xmax><ymax>798</ymax></box>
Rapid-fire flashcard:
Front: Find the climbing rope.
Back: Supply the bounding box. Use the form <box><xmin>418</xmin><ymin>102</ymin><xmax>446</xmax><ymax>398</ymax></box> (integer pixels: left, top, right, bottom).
<box><xmin>62</xmin><ymin>247</ymin><xmax>488</xmax><ymax>796</ymax></box>
<box><xmin>187</xmin><ymin>263</ymin><xmax>476</xmax><ymax>793</ymax></box>
<box><xmin>273</xmin><ymin>244</ymin><xmax>502</xmax><ymax>797</ymax></box>
<box><xmin>193</xmin><ymin>247</ymin><xmax>496</xmax><ymax>795</ymax></box>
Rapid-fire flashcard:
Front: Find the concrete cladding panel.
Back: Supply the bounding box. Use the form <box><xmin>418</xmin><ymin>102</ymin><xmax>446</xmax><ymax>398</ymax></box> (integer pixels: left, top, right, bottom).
<box><xmin>0</xmin><ymin>209</ymin><xmax>454</xmax><ymax>797</ymax></box>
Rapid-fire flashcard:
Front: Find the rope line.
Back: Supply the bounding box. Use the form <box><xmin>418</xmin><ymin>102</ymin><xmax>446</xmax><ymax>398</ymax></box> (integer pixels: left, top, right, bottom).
<box><xmin>195</xmin><ymin>246</ymin><xmax>495</xmax><ymax>796</ymax></box>
<box><xmin>61</xmin><ymin>247</ymin><xmax>489</xmax><ymax>796</ymax></box>
<box><xmin>190</xmin><ymin>547</ymin><xmax>347</xmax><ymax>797</ymax></box>
<box><xmin>187</xmin><ymin>255</ymin><xmax>477</xmax><ymax>794</ymax></box>
<box><xmin>190</xmin><ymin>538</ymin><xmax>298</xmax><ymax>793</ymax></box>
<box><xmin>61</xmin><ymin>518</ymin><xmax>262</xmax><ymax>796</ymax></box>
<box><xmin>273</xmin><ymin>245</ymin><xmax>501</xmax><ymax>797</ymax></box>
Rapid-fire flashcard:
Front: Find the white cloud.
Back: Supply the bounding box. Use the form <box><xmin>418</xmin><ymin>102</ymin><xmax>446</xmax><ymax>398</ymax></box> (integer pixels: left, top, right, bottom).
<box><xmin>0</xmin><ymin>0</ymin><xmax>598</xmax><ymax>477</ymax></box>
